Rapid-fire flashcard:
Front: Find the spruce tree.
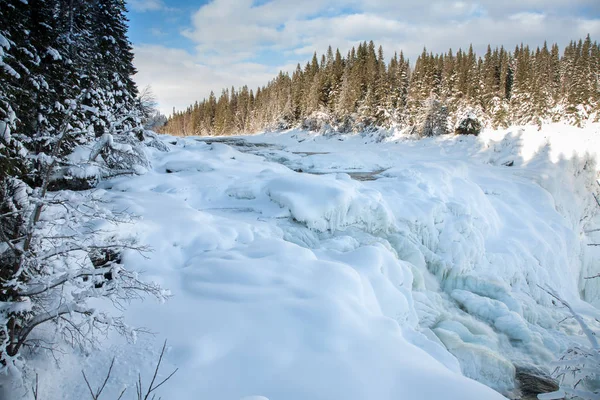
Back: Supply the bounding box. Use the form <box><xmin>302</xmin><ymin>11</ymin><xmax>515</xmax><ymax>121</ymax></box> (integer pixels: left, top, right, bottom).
<box><xmin>0</xmin><ymin>0</ymin><xmax>165</xmax><ymax>374</ymax></box>
<box><xmin>161</xmin><ymin>35</ymin><xmax>600</xmax><ymax>135</ymax></box>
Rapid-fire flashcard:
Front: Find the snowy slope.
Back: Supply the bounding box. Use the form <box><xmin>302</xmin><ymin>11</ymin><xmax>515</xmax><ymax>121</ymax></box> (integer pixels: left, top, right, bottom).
<box><xmin>27</xmin><ymin>124</ymin><xmax>600</xmax><ymax>400</ymax></box>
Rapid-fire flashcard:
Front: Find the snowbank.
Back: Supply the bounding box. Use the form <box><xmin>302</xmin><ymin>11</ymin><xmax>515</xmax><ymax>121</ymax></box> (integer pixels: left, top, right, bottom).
<box><xmin>266</xmin><ymin>172</ymin><xmax>395</xmax><ymax>233</ymax></box>
<box><xmin>24</xmin><ymin>124</ymin><xmax>599</xmax><ymax>400</ymax></box>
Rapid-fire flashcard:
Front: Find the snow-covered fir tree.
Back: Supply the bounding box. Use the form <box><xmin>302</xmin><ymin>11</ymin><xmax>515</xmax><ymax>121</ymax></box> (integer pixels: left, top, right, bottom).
<box><xmin>0</xmin><ymin>0</ymin><xmax>167</xmax><ymax>379</ymax></box>
<box><xmin>162</xmin><ymin>35</ymin><xmax>600</xmax><ymax>136</ymax></box>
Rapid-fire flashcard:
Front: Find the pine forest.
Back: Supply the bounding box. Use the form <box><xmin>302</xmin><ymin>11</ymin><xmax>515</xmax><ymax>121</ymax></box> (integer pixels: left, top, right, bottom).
<box><xmin>162</xmin><ymin>36</ymin><xmax>600</xmax><ymax>136</ymax></box>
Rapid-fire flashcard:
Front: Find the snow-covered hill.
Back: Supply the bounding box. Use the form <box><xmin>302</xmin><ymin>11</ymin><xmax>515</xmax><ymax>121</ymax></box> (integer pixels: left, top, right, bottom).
<box><xmin>31</xmin><ymin>124</ymin><xmax>600</xmax><ymax>400</ymax></box>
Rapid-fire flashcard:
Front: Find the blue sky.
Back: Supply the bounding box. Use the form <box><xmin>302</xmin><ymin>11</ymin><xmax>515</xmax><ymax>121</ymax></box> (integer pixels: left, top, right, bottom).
<box><xmin>128</xmin><ymin>0</ymin><xmax>201</xmax><ymax>54</ymax></box>
<box><xmin>126</xmin><ymin>0</ymin><xmax>600</xmax><ymax>116</ymax></box>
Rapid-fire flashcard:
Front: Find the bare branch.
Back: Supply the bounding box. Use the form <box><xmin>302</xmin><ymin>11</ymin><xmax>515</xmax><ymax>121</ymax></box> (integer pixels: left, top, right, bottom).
<box><xmin>117</xmin><ymin>388</ymin><xmax>127</xmax><ymax>400</ymax></box>
<box><xmin>20</xmin><ymin>266</ymin><xmax>114</xmax><ymax>296</ymax></box>
<box><xmin>593</xmin><ymin>192</ymin><xmax>600</xmax><ymax>209</ymax></box>
<box><xmin>0</xmin><ymin>225</ymin><xmax>22</xmax><ymax>255</ymax></box>
<box><xmin>96</xmin><ymin>357</ymin><xmax>116</xmax><ymax>398</ymax></box>
<box><xmin>137</xmin><ymin>340</ymin><xmax>178</xmax><ymax>400</ymax></box>
<box><xmin>82</xmin><ymin>370</ymin><xmax>97</xmax><ymax>400</ymax></box>
<box><xmin>538</xmin><ymin>285</ymin><xmax>599</xmax><ymax>350</ymax></box>
<box><xmin>0</xmin><ymin>209</ymin><xmax>26</xmax><ymax>219</ymax></box>
<box><xmin>39</xmin><ymin>243</ymin><xmax>149</xmax><ymax>262</ymax></box>
<box><xmin>32</xmin><ymin>373</ymin><xmax>39</xmax><ymax>400</ymax></box>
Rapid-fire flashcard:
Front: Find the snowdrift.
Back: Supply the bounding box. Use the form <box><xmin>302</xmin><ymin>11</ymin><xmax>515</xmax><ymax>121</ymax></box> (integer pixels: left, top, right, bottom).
<box><xmin>25</xmin><ymin>123</ymin><xmax>600</xmax><ymax>400</ymax></box>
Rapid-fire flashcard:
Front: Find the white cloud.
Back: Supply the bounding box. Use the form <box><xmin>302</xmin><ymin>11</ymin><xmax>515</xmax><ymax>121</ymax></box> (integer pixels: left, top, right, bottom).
<box><xmin>132</xmin><ymin>45</ymin><xmax>277</xmax><ymax>116</ymax></box>
<box><xmin>129</xmin><ymin>0</ymin><xmax>164</xmax><ymax>12</ymax></box>
<box><xmin>133</xmin><ymin>0</ymin><xmax>600</xmax><ymax>116</ymax></box>
<box><xmin>179</xmin><ymin>0</ymin><xmax>600</xmax><ymax>62</ymax></box>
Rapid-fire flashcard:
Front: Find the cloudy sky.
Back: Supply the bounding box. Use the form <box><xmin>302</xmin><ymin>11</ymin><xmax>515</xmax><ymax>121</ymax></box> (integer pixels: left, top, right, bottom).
<box><xmin>127</xmin><ymin>0</ymin><xmax>600</xmax><ymax>115</ymax></box>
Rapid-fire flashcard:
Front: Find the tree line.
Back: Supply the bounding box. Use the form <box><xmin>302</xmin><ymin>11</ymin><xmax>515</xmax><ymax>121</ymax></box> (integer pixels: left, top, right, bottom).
<box><xmin>162</xmin><ymin>35</ymin><xmax>600</xmax><ymax>136</ymax></box>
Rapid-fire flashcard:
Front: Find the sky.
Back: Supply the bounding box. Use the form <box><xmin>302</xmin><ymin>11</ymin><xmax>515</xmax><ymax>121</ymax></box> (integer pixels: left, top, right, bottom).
<box><xmin>127</xmin><ymin>0</ymin><xmax>600</xmax><ymax>116</ymax></box>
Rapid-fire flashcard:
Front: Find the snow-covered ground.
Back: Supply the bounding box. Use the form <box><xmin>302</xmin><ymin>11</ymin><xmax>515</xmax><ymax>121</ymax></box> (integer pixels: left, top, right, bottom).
<box><xmin>28</xmin><ymin>124</ymin><xmax>600</xmax><ymax>400</ymax></box>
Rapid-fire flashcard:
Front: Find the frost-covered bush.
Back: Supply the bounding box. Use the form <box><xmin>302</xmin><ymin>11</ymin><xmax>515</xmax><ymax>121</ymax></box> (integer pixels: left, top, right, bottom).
<box><xmin>91</xmin><ymin>133</ymin><xmax>149</xmax><ymax>173</ymax></box>
<box><xmin>538</xmin><ymin>288</ymin><xmax>600</xmax><ymax>400</ymax></box>
<box><xmin>0</xmin><ymin>185</ymin><xmax>169</xmax><ymax>373</ymax></box>
<box><xmin>143</xmin><ymin>130</ymin><xmax>170</xmax><ymax>153</ymax></box>
<box><xmin>0</xmin><ymin>93</ymin><xmax>168</xmax><ymax>372</ymax></box>
<box><xmin>76</xmin><ymin>340</ymin><xmax>177</xmax><ymax>400</ymax></box>
<box><xmin>540</xmin><ymin>346</ymin><xmax>600</xmax><ymax>399</ymax></box>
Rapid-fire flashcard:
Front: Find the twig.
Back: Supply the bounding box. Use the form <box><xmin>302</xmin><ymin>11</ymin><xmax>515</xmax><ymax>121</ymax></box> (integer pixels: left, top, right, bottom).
<box><xmin>81</xmin><ymin>358</ymin><xmax>117</xmax><ymax>400</ymax></box>
<box><xmin>538</xmin><ymin>285</ymin><xmax>599</xmax><ymax>350</ymax></box>
<box><xmin>137</xmin><ymin>340</ymin><xmax>179</xmax><ymax>400</ymax></box>
<box><xmin>96</xmin><ymin>358</ymin><xmax>116</xmax><ymax>398</ymax></box>
<box><xmin>82</xmin><ymin>370</ymin><xmax>97</xmax><ymax>400</ymax></box>
<box><xmin>558</xmin><ymin>316</ymin><xmax>573</xmax><ymax>324</ymax></box>
<box><xmin>117</xmin><ymin>388</ymin><xmax>127</xmax><ymax>400</ymax></box>
<box><xmin>0</xmin><ymin>209</ymin><xmax>26</xmax><ymax>219</ymax></box>
<box><xmin>32</xmin><ymin>373</ymin><xmax>39</xmax><ymax>400</ymax></box>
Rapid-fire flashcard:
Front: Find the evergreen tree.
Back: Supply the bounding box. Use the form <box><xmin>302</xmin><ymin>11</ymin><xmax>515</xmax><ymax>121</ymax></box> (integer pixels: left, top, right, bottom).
<box><xmin>510</xmin><ymin>44</ymin><xmax>536</xmax><ymax>124</ymax></box>
<box><xmin>0</xmin><ymin>0</ymin><xmax>164</xmax><ymax>375</ymax></box>
<box><xmin>161</xmin><ymin>35</ymin><xmax>600</xmax><ymax>135</ymax></box>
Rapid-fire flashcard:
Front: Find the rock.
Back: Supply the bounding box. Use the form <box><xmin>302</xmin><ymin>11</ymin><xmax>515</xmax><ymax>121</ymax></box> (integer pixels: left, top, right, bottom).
<box><xmin>514</xmin><ymin>366</ymin><xmax>559</xmax><ymax>400</ymax></box>
<box><xmin>48</xmin><ymin>176</ymin><xmax>98</xmax><ymax>191</ymax></box>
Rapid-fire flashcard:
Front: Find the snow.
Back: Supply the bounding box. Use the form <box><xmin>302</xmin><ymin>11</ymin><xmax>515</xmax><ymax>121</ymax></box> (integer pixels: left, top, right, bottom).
<box><xmin>45</xmin><ymin>47</ymin><xmax>62</xmax><ymax>61</ymax></box>
<box><xmin>266</xmin><ymin>173</ymin><xmax>395</xmax><ymax>233</ymax></box>
<box><xmin>0</xmin><ymin>33</ymin><xmax>9</xmax><ymax>50</ymax></box>
<box><xmin>20</xmin><ymin>123</ymin><xmax>600</xmax><ymax>400</ymax></box>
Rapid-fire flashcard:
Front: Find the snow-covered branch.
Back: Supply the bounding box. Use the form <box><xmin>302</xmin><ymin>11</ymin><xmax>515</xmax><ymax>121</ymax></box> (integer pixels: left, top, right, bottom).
<box><xmin>538</xmin><ymin>286</ymin><xmax>600</xmax><ymax>400</ymax></box>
